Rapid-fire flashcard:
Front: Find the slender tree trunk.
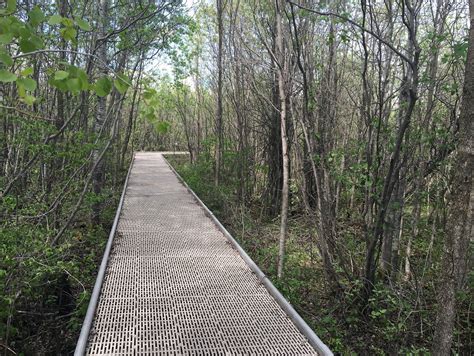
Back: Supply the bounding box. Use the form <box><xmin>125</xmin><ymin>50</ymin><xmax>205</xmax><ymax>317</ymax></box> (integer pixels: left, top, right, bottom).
<box><xmin>289</xmin><ymin>4</ymin><xmax>342</xmax><ymax>288</ymax></box>
<box><xmin>404</xmin><ymin>200</ymin><xmax>417</xmax><ymax>280</ymax></box>
<box><xmin>363</xmin><ymin>0</ymin><xmax>420</xmax><ymax>300</ymax></box>
<box><xmin>194</xmin><ymin>54</ymin><xmax>203</xmax><ymax>155</ymax></box>
<box><xmin>432</xmin><ymin>3</ymin><xmax>474</xmax><ymax>353</ymax></box>
<box><xmin>275</xmin><ymin>0</ymin><xmax>289</xmax><ymax>279</ymax></box>
<box><xmin>120</xmin><ymin>57</ymin><xmax>143</xmax><ymax>170</ymax></box>
<box><xmin>215</xmin><ymin>0</ymin><xmax>224</xmax><ymax>186</ymax></box>
<box><xmin>92</xmin><ymin>0</ymin><xmax>109</xmax><ymax>224</ymax></box>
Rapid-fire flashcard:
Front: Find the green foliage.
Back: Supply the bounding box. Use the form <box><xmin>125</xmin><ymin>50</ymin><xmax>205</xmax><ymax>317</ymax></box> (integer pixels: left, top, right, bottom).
<box><xmin>20</xmin><ymin>67</ymin><xmax>33</xmax><ymax>76</ymax></box>
<box><xmin>0</xmin><ymin>32</ymin><xmax>14</xmax><ymax>44</ymax></box>
<box><xmin>75</xmin><ymin>18</ymin><xmax>91</xmax><ymax>32</ymax></box>
<box><xmin>28</xmin><ymin>6</ymin><xmax>45</xmax><ymax>27</ymax></box>
<box><xmin>48</xmin><ymin>66</ymin><xmax>90</xmax><ymax>95</ymax></box>
<box><xmin>22</xmin><ymin>94</ymin><xmax>35</xmax><ymax>105</ymax></box>
<box><xmin>16</xmin><ymin>74</ymin><xmax>37</xmax><ymax>104</ymax></box>
<box><xmin>0</xmin><ymin>0</ymin><xmax>16</xmax><ymax>15</ymax></box>
<box><xmin>442</xmin><ymin>37</ymin><xmax>469</xmax><ymax>64</ymax></box>
<box><xmin>0</xmin><ymin>121</ymin><xmax>126</xmax><ymax>352</ymax></box>
<box><xmin>48</xmin><ymin>14</ymin><xmax>62</xmax><ymax>25</ymax></box>
<box><xmin>16</xmin><ymin>77</ymin><xmax>36</xmax><ymax>91</ymax></box>
<box><xmin>156</xmin><ymin>120</ymin><xmax>171</xmax><ymax>134</ymax></box>
<box><xmin>165</xmin><ymin>150</ymin><xmax>459</xmax><ymax>354</ymax></box>
<box><xmin>113</xmin><ymin>73</ymin><xmax>131</xmax><ymax>94</ymax></box>
<box><xmin>167</xmin><ymin>153</ymin><xmax>229</xmax><ymax>215</ymax></box>
<box><xmin>54</xmin><ymin>70</ymin><xmax>69</xmax><ymax>80</ymax></box>
<box><xmin>0</xmin><ymin>48</ymin><xmax>13</xmax><ymax>65</ymax></box>
<box><xmin>0</xmin><ymin>222</ymin><xmax>111</xmax><ymax>353</ymax></box>
<box><xmin>19</xmin><ymin>36</ymin><xmax>43</xmax><ymax>52</ymax></box>
<box><xmin>60</xmin><ymin>26</ymin><xmax>77</xmax><ymax>43</ymax></box>
<box><xmin>94</xmin><ymin>76</ymin><xmax>112</xmax><ymax>97</ymax></box>
<box><xmin>0</xmin><ymin>0</ymin><xmax>190</xmax><ymax>353</ymax></box>
<box><xmin>0</xmin><ymin>69</ymin><xmax>16</xmax><ymax>82</ymax></box>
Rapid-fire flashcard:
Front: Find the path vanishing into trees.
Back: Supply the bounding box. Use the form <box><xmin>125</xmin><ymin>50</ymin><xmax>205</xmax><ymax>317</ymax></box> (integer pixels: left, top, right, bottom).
<box><xmin>74</xmin><ymin>152</ymin><xmax>331</xmax><ymax>355</ymax></box>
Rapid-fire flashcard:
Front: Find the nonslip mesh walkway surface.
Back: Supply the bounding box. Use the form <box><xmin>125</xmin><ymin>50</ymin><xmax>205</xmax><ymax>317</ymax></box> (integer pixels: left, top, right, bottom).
<box><xmin>86</xmin><ymin>152</ymin><xmax>318</xmax><ymax>355</ymax></box>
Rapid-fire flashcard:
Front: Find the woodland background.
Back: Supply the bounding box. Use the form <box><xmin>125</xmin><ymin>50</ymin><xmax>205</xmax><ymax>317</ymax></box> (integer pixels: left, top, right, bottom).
<box><xmin>0</xmin><ymin>0</ymin><xmax>472</xmax><ymax>354</ymax></box>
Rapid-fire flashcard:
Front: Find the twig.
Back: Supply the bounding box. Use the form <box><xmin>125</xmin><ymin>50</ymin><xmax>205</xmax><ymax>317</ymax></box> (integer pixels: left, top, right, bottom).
<box><xmin>1</xmin><ymin>105</ymin><xmax>81</xmax><ymax>198</ymax></box>
<box><xmin>12</xmin><ymin>49</ymin><xmax>118</xmax><ymax>76</ymax></box>
<box><xmin>0</xmin><ymin>105</ymin><xmax>55</xmax><ymax>122</ymax></box>
<box><xmin>49</xmin><ymin>136</ymin><xmax>113</xmax><ymax>246</ymax></box>
<box><xmin>287</xmin><ymin>1</ymin><xmax>415</xmax><ymax>70</ymax></box>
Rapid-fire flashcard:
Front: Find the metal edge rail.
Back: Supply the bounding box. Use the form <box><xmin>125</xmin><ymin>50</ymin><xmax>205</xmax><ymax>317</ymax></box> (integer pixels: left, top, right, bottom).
<box><xmin>74</xmin><ymin>154</ymin><xmax>135</xmax><ymax>356</ymax></box>
<box><xmin>163</xmin><ymin>153</ymin><xmax>333</xmax><ymax>356</ymax></box>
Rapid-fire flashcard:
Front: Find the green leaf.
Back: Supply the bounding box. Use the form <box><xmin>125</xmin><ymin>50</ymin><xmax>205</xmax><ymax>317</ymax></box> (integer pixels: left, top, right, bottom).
<box><xmin>61</xmin><ymin>18</ymin><xmax>74</xmax><ymax>27</ymax></box>
<box><xmin>48</xmin><ymin>14</ymin><xmax>63</xmax><ymax>25</ymax></box>
<box><xmin>66</xmin><ymin>78</ymin><xmax>81</xmax><ymax>94</ymax></box>
<box><xmin>68</xmin><ymin>65</ymin><xmax>89</xmax><ymax>90</ymax></box>
<box><xmin>0</xmin><ymin>0</ymin><xmax>16</xmax><ymax>15</ymax></box>
<box><xmin>16</xmin><ymin>77</ymin><xmax>36</xmax><ymax>91</ymax></box>
<box><xmin>17</xmin><ymin>80</ymin><xmax>26</xmax><ymax>97</ymax></box>
<box><xmin>75</xmin><ymin>18</ymin><xmax>91</xmax><ymax>31</ymax></box>
<box><xmin>22</xmin><ymin>95</ymin><xmax>36</xmax><ymax>105</ymax></box>
<box><xmin>143</xmin><ymin>88</ymin><xmax>156</xmax><ymax>100</ymax></box>
<box><xmin>0</xmin><ymin>50</ymin><xmax>13</xmax><ymax>66</ymax></box>
<box><xmin>19</xmin><ymin>26</ymin><xmax>31</xmax><ymax>39</ymax></box>
<box><xmin>94</xmin><ymin>77</ymin><xmax>112</xmax><ymax>97</ymax></box>
<box><xmin>19</xmin><ymin>38</ymin><xmax>41</xmax><ymax>53</ymax></box>
<box><xmin>21</xmin><ymin>67</ymin><xmax>33</xmax><ymax>76</ymax></box>
<box><xmin>453</xmin><ymin>41</ymin><xmax>468</xmax><ymax>59</ymax></box>
<box><xmin>20</xmin><ymin>35</ymin><xmax>43</xmax><ymax>53</ymax></box>
<box><xmin>0</xmin><ymin>33</ymin><xmax>14</xmax><ymax>45</ymax></box>
<box><xmin>60</xmin><ymin>26</ymin><xmax>77</xmax><ymax>42</ymax></box>
<box><xmin>7</xmin><ymin>0</ymin><xmax>16</xmax><ymax>12</ymax></box>
<box><xmin>28</xmin><ymin>6</ymin><xmax>45</xmax><ymax>27</ymax></box>
<box><xmin>156</xmin><ymin>121</ymin><xmax>171</xmax><ymax>134</ymax></box>
<box><xmin>49</xmin><ymin>77</ymin><xmax>68</xmax><ymax>92</ymax></box>
<box><xmin>146</xmin><ymin>111</ymin><xmax>155</xmax><ymax>121</ymax></box>
<box><xmin>114</xmin><ymin>73</ymin><xmax>131</xmax><ymax>94</ymax></box>
<box><xmin>76</xmin><ymin>68</ymin><xmax>89</xmax><ymax>90</ymax></box>
<box><xmin>54</xmin><ymin>70</ymin><xmax>69</xmax><ymax>80</ymax></box>
<box><xmin>0</xmin><ymin>69</ymin><xmax>17</xmax><ymax>82</ymax></box>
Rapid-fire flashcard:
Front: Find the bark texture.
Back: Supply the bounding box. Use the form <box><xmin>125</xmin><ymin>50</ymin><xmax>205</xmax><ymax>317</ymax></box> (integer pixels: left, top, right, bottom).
<box><xmin>432</xmin><ymin>2</ymin><xmax>474</xmax><ymax>354</ymax></box>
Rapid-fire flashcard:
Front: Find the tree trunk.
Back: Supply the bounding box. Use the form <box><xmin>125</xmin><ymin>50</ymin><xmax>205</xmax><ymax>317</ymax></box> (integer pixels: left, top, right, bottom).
<box><xmin>432</xmin><ymin>2</ymin><xmax>474</xmax><ymax>354</ymax></box>
<box><xmin>363</xmin><ymin>0</ymin><xmax>420</xmax><ymax>300</ymax></box>
<box><xmin>215</xmin><ymin>0</ymin><xmax>224</xmax><ymax>186</ymax></box>
<box><xmin>92</xmin><ymin>0</ymin><xmax>109</xmax><ymax>224</ymax></box>
<box><xmin>120</xmin><ymin>57</ymin><xmax>143</xmax><ymax>170</ymax></box>
<box><xmin>275</xmin><ymin>0</ymin><xmax>289</xmax><ymax>279</ymax></box>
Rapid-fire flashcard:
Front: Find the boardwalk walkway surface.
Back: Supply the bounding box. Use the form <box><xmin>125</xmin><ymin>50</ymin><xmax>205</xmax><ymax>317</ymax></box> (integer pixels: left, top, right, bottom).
<box><xmin>79</xmin><ymin>152</ymin><xmax>329</xmax><ymax>355</ymax></box>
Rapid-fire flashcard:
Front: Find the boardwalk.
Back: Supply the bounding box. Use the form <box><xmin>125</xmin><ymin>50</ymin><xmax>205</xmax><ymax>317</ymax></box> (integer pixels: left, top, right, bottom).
<box><xmin>77</xmin><ymin>152</ymin><xmax>330</xmax><ymax>355</ymax></box>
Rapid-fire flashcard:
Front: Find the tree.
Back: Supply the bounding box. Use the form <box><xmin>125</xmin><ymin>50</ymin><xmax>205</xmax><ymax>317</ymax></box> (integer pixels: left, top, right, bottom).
<box><xmin>0</xmin><ymin>0</ymin><xmax>189</xmax><ymax>352</ymax></box>
<box><xmin>215</xmin><ymin>0</ymin><xmax>224</xmax><ymax>185</ymax></box>
<box><xmin>275</xmin><ymin>0</ymin><xmax>289</xmax><ymax>279</ymax></box>
<box><xmin>91</xmin><ymin>0</ymin><xmax>110</xmax><ymax>224</ymax></box>
<box><xmin>432</xmin><ymin>1</ymin><xmax>474</xmax><ymax>353</ymax></box>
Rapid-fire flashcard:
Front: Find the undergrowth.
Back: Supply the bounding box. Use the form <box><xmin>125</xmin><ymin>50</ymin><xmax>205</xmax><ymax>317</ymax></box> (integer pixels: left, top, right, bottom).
<box><xmin>166</xmin><ymin>153</ymin><xmax>473</xmax><ymax>355</ymax></box>
<box><xmin>1</xmin><ymin>175</ymin><xmax>124</xmax><ymax>355</ymax></box>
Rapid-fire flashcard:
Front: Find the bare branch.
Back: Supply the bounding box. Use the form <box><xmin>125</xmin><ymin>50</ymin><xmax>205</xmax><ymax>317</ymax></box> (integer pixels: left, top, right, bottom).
<box><xmin>287</xmin><ymin>0</ymin><xmax>415</xmax><ymax>70</ymax></box>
